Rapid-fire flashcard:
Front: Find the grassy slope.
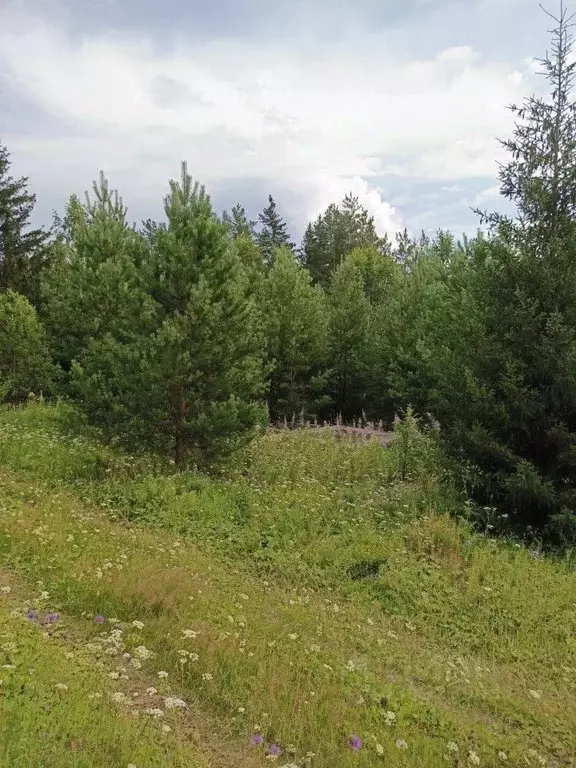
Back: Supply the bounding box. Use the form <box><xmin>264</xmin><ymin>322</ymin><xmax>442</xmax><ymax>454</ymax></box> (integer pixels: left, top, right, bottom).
<box><xmin>0</xmin><ymin>403</ymin><xmax>575</xmax><ymax>768</ymax></box>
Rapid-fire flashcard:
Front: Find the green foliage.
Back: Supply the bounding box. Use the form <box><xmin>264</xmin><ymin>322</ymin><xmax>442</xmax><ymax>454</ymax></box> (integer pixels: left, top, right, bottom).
<box><xmin>0</xmin><ymin>290</ymin><xmax>53</xmax><ymax>403</ymax></box>
<box><xmin>256</xmin><ymin>194</ymin><xmax>295</xmax><ymax>263</ymax></box>
<box><xmin>327</xmin><ymin>258</ymin><xmax>370</xmax><ymax>418</ymax></box>
<box><xmin>69</xmin><ymin>163</ymin><xmax>267</xmax><ymax>467</ymax></box>
<box><xmin>301</xmin><ymin>194</ymin><xmax>390</xmax><ymax>286</ymax></box>
<box><xmin>0</xmin><ymin>141</ymin><xmax>49</xmax><ymax>306</ymax></box>
<box><xmin>265</xmin><ymin>247</ymin><xmax>330</xmax><ymax>419</ymax></box>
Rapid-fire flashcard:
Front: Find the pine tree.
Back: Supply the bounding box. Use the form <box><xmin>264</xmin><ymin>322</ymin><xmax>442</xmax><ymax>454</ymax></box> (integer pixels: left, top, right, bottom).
<box><xmin>0</xmin><ymin>141</ymin><xmax>49</xmax><ymax>305</ymax></box>
<box><xmin>327</xmin><ymin>258</ymin><xmax>370</xmax><ymax>418</ymax></box>
<box><xmin>223</xmin><ymin>203</ymin><xmax>256</xmax><ymax>240</ymax></box>
<box><xmin>257</xmin><ymin>195</ymin><xmax>294</xmax><ymax>263</ymax></box>
<box><xmin>265</xmin><ymin>247</ymin><xmax>329</xmax><ymax>420</ymax></box>
<box><xmin>0</xmin><ymin>290</ymin><xmax>53</xmax><ymax>403</ymax></box>
<box><xmin>301</xmin><ymin>193</ymin><xmax>390</xmax><ymax>286</ymax></box>
<box><xmin>42</xmin><ymin>174</ymin><xmax>154</xmax><ymax>374</ymax></box>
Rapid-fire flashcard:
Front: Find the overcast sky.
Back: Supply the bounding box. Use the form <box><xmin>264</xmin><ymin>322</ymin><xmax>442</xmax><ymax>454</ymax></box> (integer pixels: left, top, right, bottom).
<box><xmin>0</xmin><ymin>0</ymin><xmax>559</xmax><ymax>242</ymax></box>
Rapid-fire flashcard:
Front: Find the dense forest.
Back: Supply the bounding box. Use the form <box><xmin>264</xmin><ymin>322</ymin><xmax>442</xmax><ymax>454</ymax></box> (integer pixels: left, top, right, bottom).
<box><xmin>2</xmin><ymin>6</ymin><xmax>576</xmax><ymax>548</ymax></box>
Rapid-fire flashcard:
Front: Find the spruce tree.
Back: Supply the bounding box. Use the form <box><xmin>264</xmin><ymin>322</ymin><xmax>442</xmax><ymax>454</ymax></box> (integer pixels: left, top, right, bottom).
<box><xmin>257</xmin><ymin>195</ymin><xmax>294</xmax><ymax>263</ymax></box>
<box><xmin>0</xmin><ymin>141</ymin><xmax>49</xmax><ymax>305</ymax></box>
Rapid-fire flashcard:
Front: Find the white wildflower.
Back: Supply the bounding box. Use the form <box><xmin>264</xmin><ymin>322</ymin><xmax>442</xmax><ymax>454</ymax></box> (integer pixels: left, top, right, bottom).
<box><xmin>181</xmin><ymin>629</ymin><xmax>199</xmax><ymax>639</ymax></box>
<box><xmin>162</xmin><ymin>724</ymin><xmax>172</xmax><ymax>733</ymax></box>
<box><xmin>111</xmin><ymin>691</ymin><xmax>128</xmax><ymax>704</ymax></box>
<box><xmin>164</xmin><ymin>696</ymin><xmax>187</xmax><ymax>709</ymax></box>
<box><xmin>498</xmin><ymin>752</ymin><xmax>508</xmax><ymax>761</ymax></box>
<box><xmin>468</xmin><ymin>751</ymin><xmax>481</xmax><ymax>765</ymax></box>
<box><xmin>144</xmin><ymin>708</ymin><xmax>164</xmax><ymax>718</ymax></box>
<box><xmin>54</xmin><ymin>683</ymin><xmax>68</xmax><ymax>691</ymax></box>
<box><xmin>447</xmin><ymin>742</ymin><xmax>459</xmax><ymax>753</ymax></box>
<box><xmin>146</xmin><ymin>687</ymin><xmax>157</xmax><ymax>695</ymax></box>
<box><xmin>395</xmin><ymin>739</ymin><xmax>408</xmax><ymax>750</ymax></box>
<box><xmin>132</xmin><ymin>621</ymin><xmax>145</xmax><ymax>630</ymax></box>
<box><xmin>1</xmin><ymin>586</ymin><xmax>11</xmax><ymax>594</ymax></box>
<box><xmin>157</xmin><ymin>670</ymin><xmax>169</xmax><ymax>679</ymax></box>
<box><xmin>134</xmin><ymin>645</ymin><xmax>153</xmax><ymax>660</ymax></box>
<box><xmin>375</xmin><ymin>743</ymin><xmax>384</xmax><ymax>756</ymax></box>
<box><xmin>384</xmin><ymin>710</ymin><xmax>396</xmax><ymax>726</ymax></box>
<box><xmin>108</xmin><ymin>671</ymin><xmax>120</xmax><ymax>679</ymax></box>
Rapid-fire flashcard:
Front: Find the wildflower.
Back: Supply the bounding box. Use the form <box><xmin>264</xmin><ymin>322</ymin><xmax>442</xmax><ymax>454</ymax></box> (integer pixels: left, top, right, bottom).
<box><xmin>375</xmin><ymin>742</ymin><xmax>385</xmax><ymax>755</ymax></box>
<box><xmin>27</xmin><ymin>609</ymin><xmax>38</xmax><ymax>621</ymax></box>
<box><xmin>132</xmin><ymin>620</ymin><xmax>144</xmax><ymax>630</ymax></box>
<box><xmin>181</xmin><ymin>629</ymin><xmax>200</xmax><ymax>639</ymax></box>
<box><xmin>384</xmin><ymin>710</ymin><xmax>396</xmax><ymax>726</ymax></box>
<box><xmin>163</xmin><ymin>697</ymin><xmax>187</xmax><ymax>709</ymax></box>
<box><xmin>157</xmin><ymin>670</ymin><xmax>169</xmax><ymax>679</ymax></box>
<box><xmin>447</xmin><ymin>742</ymin><xmax>459</xmax><ymax>753</ymax></box>
<box><xmin>251</xmin><ymin>734</ymin><xmax>264</xmax><ymax>746</ymax></box>
<box><xmin>1</xmin><ymin>586</ymin><xmax>11</xmax><ymax>594</ymax></box>
<box><xmin>134</xmin><ymin>645</ymin><xmax>153</xmax><ymax>660</ymax></box>
<box><xmin>108</xmin><ymin>672</ymin><xmax>120</xmax><ymax>679</ymax></box>
<box><xmin>162</xmin><ymin>724</ymin><xmax>172</xmax><ymax>733</ymax></box>
<box><xmin>529</xmin><ymin>689</ymin><xmax>542</xmax><ymax>699</ymax></box>
<box><xmin>39</xmin><ymin>591</ymin><xmax>49</xmax><ymax>600</ymax></box>
<box><xmin>111</xmin><ymin>692</ymin><xmax>128</xmax><ymax>704</ymax></box>
<box><xmin>349</xmin><ymin>735</ymin><xmax>363</xmax><ymax>751</ymax></box>
<box><xmin>288</xmin><ymin>633</ymin><xmax>298</xmax><ymax>640</ymax></box>
<box><xmin>130</xmin><ymin>659</ymin><xmax>142</xmax><ymax>669</ymax></box>
<box><xmin>127</xmin><ymin>764</ymin><xmax>137</xmax><ymax>768</ymax></box>
<box><xmin>395</xmin><ymin>739</ymin><xmax>408</xmax><ymax>750</ymax></box>
<box><xmin>498</xmin><ymin>753</ymin><xmax>508</xmax><ymax>761</ymax></box>
<box><xmin>94</xmin><ymin>615</ymin><xmax>105</xmax><ymax>624</ymax></box>
<box><xmin>267</xmin><ymin>744</ymin><xmax>282</xmax><ymax>758</ymax></box>
<box><xmin>345</xmin><ymin>660</ymin><xmax>356</xmax><ymax>671</ymax></box>
<box><xmin>55</xmin><ymin>683</ymin><xmax>69</xmax><ymax>691</ymax></box>
<box><xmin>44</xmin><ymin>612</ymin><xmax>60</xmax><ymax>624</ymax></box>
<box><xmin>144</xmin><ymin>708</ymin><xmax>164</xmax><ymax>719</ymax></box>
<box><xmin>146</xmin><ymin>687</ymin><xmax>157</xmax><ymax>695</ymax></box>
<box><xmin>238</xmin><ymin>706</ymin><xmax>245</xmax><ymax>713</ymax></box>
<box><xmin>202</xmin><ymin>672</ymin><xmax>213</xmax><ymax>681</ymax></box>
<box><xmin>468</xmin><ymin>751</ymin><xmax>481</xmax><ymax>765</ymax></box>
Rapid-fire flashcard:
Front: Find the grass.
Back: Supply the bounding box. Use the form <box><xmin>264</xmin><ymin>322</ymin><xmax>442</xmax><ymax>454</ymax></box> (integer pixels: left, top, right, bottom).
<box><xmin>0</xmin><ymin>402</ymin><xmax>575</xmax><ymax>768</ymax></box>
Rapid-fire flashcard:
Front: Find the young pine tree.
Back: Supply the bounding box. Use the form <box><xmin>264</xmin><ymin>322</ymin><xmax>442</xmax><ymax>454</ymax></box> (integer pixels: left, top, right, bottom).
<box><xmin>327</xmin><ymin>258</ymin><xmax>370</xmax><ymax>419</ymax></box>
<box><xmin>265</xmin><ymin>247</ymin><xmax>330</xmax><ymax>420</ymax></box>
<box><xmin>140</xmin><ymin>163</ymin><xmax>267</xmax><ymax>466</ymax></box>
<box><xmin>0</xmin><ymin>290</ymin><xmax>53</xmax><ymax>403</ymax></box>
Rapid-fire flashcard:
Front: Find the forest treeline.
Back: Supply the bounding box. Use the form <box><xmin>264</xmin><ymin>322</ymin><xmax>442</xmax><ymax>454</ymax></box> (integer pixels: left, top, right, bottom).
<box><xmin>2</xmin><ymin>7</ymin><xmax>576</xmax><ymax>545</ymax></box>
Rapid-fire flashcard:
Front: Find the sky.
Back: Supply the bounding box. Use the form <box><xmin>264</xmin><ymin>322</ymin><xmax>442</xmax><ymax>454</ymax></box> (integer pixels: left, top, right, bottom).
<box><xmin>0</xmin><ymin>0</ymin><xmax>560</xmax><ymax>242</ymax></box>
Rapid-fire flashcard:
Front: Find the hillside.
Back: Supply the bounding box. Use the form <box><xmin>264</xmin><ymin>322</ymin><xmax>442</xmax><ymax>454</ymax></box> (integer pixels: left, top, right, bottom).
<box><xmin>0</xmin><ymin>403</ymin><xmax>575</xmax><ymax>768</ymax></box>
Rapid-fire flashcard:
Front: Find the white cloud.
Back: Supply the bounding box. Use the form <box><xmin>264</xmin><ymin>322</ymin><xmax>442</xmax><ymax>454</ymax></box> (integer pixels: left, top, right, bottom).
<box><xmin>0</xmin><ymin>4</ymin><xmax>538</xmax><ymax>235</ymax></box>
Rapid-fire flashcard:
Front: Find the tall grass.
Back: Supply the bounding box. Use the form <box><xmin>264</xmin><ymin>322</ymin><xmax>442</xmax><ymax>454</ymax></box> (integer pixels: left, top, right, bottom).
<box><xmin>0</xmin><ymin>402</ymin><xmax>575</xmax><ymax>767</ymax></box>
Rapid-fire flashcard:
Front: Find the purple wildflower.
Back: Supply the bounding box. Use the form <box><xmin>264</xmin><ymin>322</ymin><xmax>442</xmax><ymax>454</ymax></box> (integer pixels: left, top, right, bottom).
<box><xmin>267</xmin><ymin>744</ymin><xmax>282</xmax><ymax>757</ymax></box>
<box><xmin>94</xmin><ymin>615</ymin><xmax>105</xmax><ymax>624</ymax></box>
<box><xmin>44</xmin><ymin>612</ymin><xmax>60</xmax><ymax>624</ymax></box>
<box><xmin>27</xmin><ymin>609</ymin><xmax>38</xmax><ymax>621</ymax></box>
<box><xmin>349</xmin><ymin>735</ymin><xmax>363</xmax><ymax>751</ymax></box>
<box><xmin>250</xmin><ymin>734</ymin><xmax>264</xmax><ymax>746</ymax></box>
